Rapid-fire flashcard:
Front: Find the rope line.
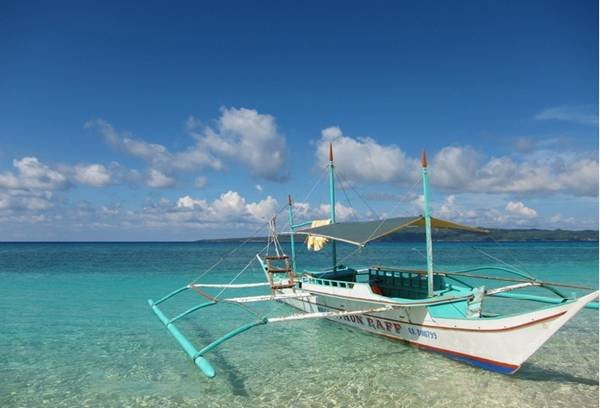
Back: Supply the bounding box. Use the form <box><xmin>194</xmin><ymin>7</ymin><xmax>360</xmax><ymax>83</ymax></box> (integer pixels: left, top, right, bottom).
<box><xmin>363</xmin><ymin>177</ymin><xmax>423</xmax><ymax>245</ymax></box>
<box><xmin>188</xmin><ymin>223</ymin><xmax>268</xmax><ymax>285</ymax></box>
<box><xmin>487</xmin><ymin>234</ymin><xmax>534</xmax><ymax>276</ymax></box>
<box><xmin>470</xmin><ymin>246</ymin><xmax>535</xmax><ymax>280</ymax></box>
<box><xmin>335</xmin><ymin>172</ymin><xmax>360</xmax><ymax>222</ymax></box>
<box><xmin>214</xmin><ymin>250</ymin><xmax>266</xmax><ymax>299</ymax></box>
<box><xmin>336</xmin><ymin>171</ymin><xmax>380</xmax><ymax>220</ymax></box>
<box><xmin>280</xmin><ymin>167</ymin><xmax>327</xmax><ymax>231</ymax></box>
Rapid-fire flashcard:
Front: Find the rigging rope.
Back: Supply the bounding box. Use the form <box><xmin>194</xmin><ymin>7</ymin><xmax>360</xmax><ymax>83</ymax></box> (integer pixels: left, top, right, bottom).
<box><xmin>486</xmin><ymin>234</ymin><xmax>534</xmax><ymax>276</ymax></box>
<box><xmin>188</xmin><ymin>221</ymin><xmax>271</xmax><ymax>285</ymax></box>
<box><xmin>470</xmin><ymin>246</ymin><xmax>535</xmax><ymax>280</ymax></box>
<box><xmin>363</xmin><ymin>176</ymin><xmax>423</xmax><ymax>245</ymax></box>
<box><xmin>280</xmin><ymin>167</ymin><xmax>327</xmax><ymax>231</ymax></box>
<box><xmin>336</xmin><ymin>171</ymin><xmax>380</xmax><ymax>220</ymax></box>
<box><xmin>335</xmin><ymin>172</ymin><xmax>360</xmax><ymax>222</ymax></box>
<box><xmin>214</xmin><ymin>249</ymin><xmax>266</xmax><ymax>300</ymax></box>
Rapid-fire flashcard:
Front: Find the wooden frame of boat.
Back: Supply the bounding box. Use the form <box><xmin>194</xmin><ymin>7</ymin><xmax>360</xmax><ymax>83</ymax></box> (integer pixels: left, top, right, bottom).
<box><xmin>148</xmin><ymin>145</ymin><xmax>598</xmax><ymax>379</ymax></box>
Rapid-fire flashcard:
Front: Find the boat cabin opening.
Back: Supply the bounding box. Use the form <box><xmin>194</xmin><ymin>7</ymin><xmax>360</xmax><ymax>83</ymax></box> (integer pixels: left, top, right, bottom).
<box><xmin>368</xmin><ymin>267</ymin><xmax>445</xmax><ymax>299</ymax></box>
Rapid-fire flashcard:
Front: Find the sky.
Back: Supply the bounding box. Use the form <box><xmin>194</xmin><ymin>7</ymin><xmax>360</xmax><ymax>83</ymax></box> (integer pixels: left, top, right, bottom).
<box><xmin>0</xmin><ymin>0</ymin><xmax>598</xmax><ymax>240</ymax></box>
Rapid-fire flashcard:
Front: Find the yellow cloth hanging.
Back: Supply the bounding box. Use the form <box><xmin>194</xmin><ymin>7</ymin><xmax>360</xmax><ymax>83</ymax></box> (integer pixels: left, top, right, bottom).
<box><xmin>306</xmin><ymin>219</ymin><xmax>331</xmax><ymax>251</ymax></box>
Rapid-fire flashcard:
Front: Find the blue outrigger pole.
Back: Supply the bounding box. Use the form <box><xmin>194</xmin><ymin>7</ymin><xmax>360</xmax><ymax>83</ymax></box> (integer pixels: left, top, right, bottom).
<box><xmin>147</xmin><ymin>288</ymin><xmax>220</xmax><ymax>377</ymax></box>
<box><xmin>148</xmin><ymin>286</ymin><xmax>270</xmax><ymax>378</ymax></box>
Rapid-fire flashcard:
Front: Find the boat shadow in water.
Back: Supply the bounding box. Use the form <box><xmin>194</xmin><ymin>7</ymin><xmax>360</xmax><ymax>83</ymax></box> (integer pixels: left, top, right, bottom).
<box><xmin>327</xmin><ymin>326</ymin><xmax>415</xmax><ymax>363</ymax></box>
<box><xmin>516</xmin><ymin>363</ymin><xmax>599</xmax><ymax>386</ymax></box>
<box><xmin>188</xmin><ymin>322</ymin><xmax>250</xmax><ymax>397</ymax></box>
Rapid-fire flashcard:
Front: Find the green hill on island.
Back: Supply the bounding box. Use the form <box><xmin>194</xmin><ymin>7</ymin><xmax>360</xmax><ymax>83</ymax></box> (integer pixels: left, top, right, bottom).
<box><xmin>199</xmin><ymin>228</ymin><xmax>599</xmax><ymax>243</ymax></box>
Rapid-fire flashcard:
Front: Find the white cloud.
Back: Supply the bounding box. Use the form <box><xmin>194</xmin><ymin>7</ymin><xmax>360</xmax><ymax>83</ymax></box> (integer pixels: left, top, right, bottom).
<box><xmin>430</xmin><ymin>147</ymin><xmax>598</xmax><ymax>197</ymax></box>
<box><xmin>291</xmin><ymin>201</ymin><xmax>312</xmax><ymax>220</ymax></box>
<box><xmin>545</xmin><ymin>213</ymin><xmax>594</xmax><ymax>230</ymax></box>
<box><xmin>436</xmin><ymin>195</ymin><xmax>478</xmax><ymax>220</ymax></box>
<box><xmin>210</xmin><ymin>190</ymin><xmax>248</xmax><ymax>220</ymax></box>
<box><xmin>315</xmin><ymin>127</ymin><xmax>597</xmax><ymax>197</ymax></box>
<box><xmin>73</xmin><ymin>164</ymin><xmax>112</xmax><ymax>187</ymax></box>
<box><xmin>86</xmin><ymin>119</ymin><xmax>223</xmax><ymax>173</ymax></box>
<box><xmin>176</xmin><ymin>195</ymin><xmax>208</xmax><ymax>209</ymax></box>
<box><xmin>246</xmin><ymin>196</ymin><xmax>279</xmax><ymax>221</ymax></box>
<box><xmin>291</xmin><ymin>201</ymin><xmax>356</xmax><ymax>222</ymax></box>
<box><xmin>316</xmin><ymin>126</ymin><xmax>419</xmax><ymax>184</ymax></box>
<box><xmin>194</xmin><ymin>176</ymin><xmax>208</xmax><ymax>189</ymax></box>
<box><xmin>554</xmin><ymin>157</ymin><xmax>598</xmax><ymax>195</ymax></box>
<box><xmin>173</xmin><ymin>191</ymin><xmax>280</xmax><ymax>224</ymax></box>
<box><xmin>255</xmin><ymin>184</ymin><xmax>263</xmax><ymax>192</ymax></box>
<box><xmin>193</xmin><ymin>107</ymin><xmax>288</xmax><ymax>181</ymax></box>
<box><xmin>430</xmin><ymin>146</ymin><xmax>482</xmax><ymax>190</ymax></box>
<box><xmin>170</xmin><ymin>191</ymin><xmax>281</xmax><ymax>225</ymax></box>
<box><xmin>89</xmin><ymin>107</ymin><xmax>289</xmax><ymax>184</ymax></box>
<box><xmin>146</xmin><ymin>169</ymin><xmax>176</xmax><ymax>188</ymax></box>
<box><xmin>0</xmin><ymin>157</ymin><xmax>124</xmax><ymax>217</ymax></box>
<box><xmin>425</xmin><ymin>193</ymin><xmax>600</xmax><ymax>229</ymax></box>
<box><xmin>0</xmin><ymin>157</ymin><xmax>68</xmax><ymax>190</ymax></box>
<box><xmin>147</xmin><ymin>193</ymin><xmax>353</xmax><ymax>229</ymax></box>
<box><xmin>505</xmin><ymin>201</ymin><xmax>537</xmax><ymax>218</ymax></box>
<box><xmin>0</xmin><ymin>190</ymin><xmax>54</xmax><ymax>212</ymax></box>
<box><xmin>324</xmin><ymin>202</ymin><xmax>356</xmax><ymax>221</ymax></box>
<box><xmin>425</xmin><ymin>194</ymin><xmax>540</xmax><ymax>228</ymax></box>
<box><xmin>534</xmin><ymin>105</ymin><xmax>598</xmax><ymax>126</ymax></box>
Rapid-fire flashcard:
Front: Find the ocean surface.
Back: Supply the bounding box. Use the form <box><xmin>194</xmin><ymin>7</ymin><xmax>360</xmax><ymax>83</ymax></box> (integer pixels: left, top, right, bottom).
<box><xmin>1</xmin><ymin>241</ymin><xmax>598</xmax><ymax>407</ymax></box>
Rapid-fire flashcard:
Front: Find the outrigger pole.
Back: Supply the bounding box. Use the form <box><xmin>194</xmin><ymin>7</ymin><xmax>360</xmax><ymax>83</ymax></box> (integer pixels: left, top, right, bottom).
<box><xmin>148</xmin><ymin>283</ymin><xmax>395</xmax><ymax>378</ymax></box>
<box><xmin>421</xmin><ymin>151</ymin><xmax>435</xmax><ymax>297</ymax></box>
<box><xmin>148</xmin><ymin>292</ymin><xmax>218</xmax><ymax>377</ymax></box>
<box><xmin>329</xmin><ymin>143</ymin><xmax>337</xmax><ymax>272</ymax></box>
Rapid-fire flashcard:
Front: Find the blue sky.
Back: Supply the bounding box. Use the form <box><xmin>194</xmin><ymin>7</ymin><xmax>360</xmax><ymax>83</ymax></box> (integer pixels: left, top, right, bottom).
<box><xmin>0</xmin><ymin>0</ymin><xmax>598</xmax><ymax>240</ymax></box>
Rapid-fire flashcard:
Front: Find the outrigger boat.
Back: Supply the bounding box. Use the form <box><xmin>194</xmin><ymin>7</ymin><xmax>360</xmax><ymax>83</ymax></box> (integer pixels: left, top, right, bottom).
<box><xmin>148</xmin><ymin>145</ymin><xmax>598</xmax><ymax>378</ymax></box>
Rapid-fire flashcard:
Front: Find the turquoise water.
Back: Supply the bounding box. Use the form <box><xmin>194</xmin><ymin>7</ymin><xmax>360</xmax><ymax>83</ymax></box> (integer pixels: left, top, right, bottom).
<box><xmin>1</xmin><ymin>242</ymin><xmax>598</xmax><ymax>407</ymax></box>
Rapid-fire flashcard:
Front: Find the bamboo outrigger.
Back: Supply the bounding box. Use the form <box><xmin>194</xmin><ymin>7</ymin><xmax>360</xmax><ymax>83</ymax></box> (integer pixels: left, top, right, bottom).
<box><xmin>148</xmin><ymin>145</ymin><xmax>598</xmax><ymax>378</ymax></box>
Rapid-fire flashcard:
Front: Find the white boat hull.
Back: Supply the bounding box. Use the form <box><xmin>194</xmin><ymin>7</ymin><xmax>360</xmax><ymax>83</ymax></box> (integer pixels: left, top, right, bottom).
<box><xmin>276</xmin><ymin>287</ymin><xmax>598</xmax><ymax>374</ymax></box>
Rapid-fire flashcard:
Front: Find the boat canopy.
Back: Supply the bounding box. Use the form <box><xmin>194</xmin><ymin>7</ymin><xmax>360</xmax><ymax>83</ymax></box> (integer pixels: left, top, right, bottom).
<box><xmin>296</xmin><ymin>216</ymin><xmax>488</xmax><ymax>247</ymax></box>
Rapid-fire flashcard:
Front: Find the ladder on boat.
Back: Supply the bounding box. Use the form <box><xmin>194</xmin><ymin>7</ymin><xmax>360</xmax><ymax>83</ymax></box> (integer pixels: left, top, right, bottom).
<box><xmin>264</xmin><ymin>255</ymin><xmax>296</xmax><ymax>290</ymax></box>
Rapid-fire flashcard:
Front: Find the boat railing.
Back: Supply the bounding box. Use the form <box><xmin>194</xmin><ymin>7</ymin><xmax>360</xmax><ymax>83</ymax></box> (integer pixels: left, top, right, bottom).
<box><xmin>370</xmin><ymin>265</ymin><xmax>595</xmax><ymax>290</ymax></box>
<box><xmin>303</xmin><ymin>276</ymin><xmax>355</xmax><ymax>289</ymax></box>
<box><xmin>369</xmin><ymin>265</ymin><xmax>599</xmax><ymax>310</ymax></box>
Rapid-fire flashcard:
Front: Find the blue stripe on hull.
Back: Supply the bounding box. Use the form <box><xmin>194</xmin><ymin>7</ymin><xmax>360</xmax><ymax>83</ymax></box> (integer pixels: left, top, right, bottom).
<box><xmin>439</xmin><ymin>351</ymin><xmax>519</xmax><ymax>374</ymax></box>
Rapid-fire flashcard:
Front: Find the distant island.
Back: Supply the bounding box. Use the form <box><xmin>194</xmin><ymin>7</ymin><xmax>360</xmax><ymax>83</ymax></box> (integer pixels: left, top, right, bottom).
<box><xmin>198</xmin><ymin>228</ymin><xmax>599</xmax><ymax>243</ymax></box>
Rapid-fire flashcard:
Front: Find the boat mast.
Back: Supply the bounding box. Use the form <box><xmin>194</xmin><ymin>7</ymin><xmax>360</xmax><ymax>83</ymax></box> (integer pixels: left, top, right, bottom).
<box><xmin>328</xmin><ymin>143</ymin><xmax>337</xmax><ymax>271</ymax></box>
<box><xmin>287</xmin><ymin>194</ymin><xmax>297</xmax><ymax>272</ymax></box>
<box><xmin>421</xmin><ymin>151</ymin><xmax>434</xmax><ymax>297</ymax></box>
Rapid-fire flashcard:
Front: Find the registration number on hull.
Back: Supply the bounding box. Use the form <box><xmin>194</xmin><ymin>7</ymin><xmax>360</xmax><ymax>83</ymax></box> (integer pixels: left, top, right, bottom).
<box><xmin>336</xmin><ymin>314</ymin><xmax>438</xmax><ymax>340</ymax></box>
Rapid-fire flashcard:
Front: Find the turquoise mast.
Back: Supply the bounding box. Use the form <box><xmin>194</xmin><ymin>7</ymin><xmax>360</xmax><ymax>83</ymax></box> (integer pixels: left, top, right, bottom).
<box><xmin>421</xmin><ymin>151</ymin><xmax>435</xmax><ymax>297</ymax></box>
<box><xmin>328</xmin><ymin>143</ymin><xmax>337</xmax><ymax>271</ymax></box>
<box><xmin>287</xmin><ymin>194</ymin><xmax>297</xmax><ymax>272</ymax></box>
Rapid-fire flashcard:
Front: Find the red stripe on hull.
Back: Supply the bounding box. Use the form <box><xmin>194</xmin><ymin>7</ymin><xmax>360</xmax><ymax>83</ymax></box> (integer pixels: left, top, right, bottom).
<box><xmin>408</xmin><ymin>341</ymin><xmax>520</xmax><ymax>371</ymax></box>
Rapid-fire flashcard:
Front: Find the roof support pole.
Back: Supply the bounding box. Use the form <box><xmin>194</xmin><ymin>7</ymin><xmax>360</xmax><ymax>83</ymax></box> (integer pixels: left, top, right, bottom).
<box><xmin>328</xmin><ymin>143</ymin><xmax>337</xmax><ymax>271</ymax></box>
<box><xmin>421</xmin><ymin>151</ymin><xmax>434</xmax><ymax>297</ymax></box>
<box><xmin>287</xmin><ymin>195</ymin><xmax>297</xmax><ymax>272</ymax></box>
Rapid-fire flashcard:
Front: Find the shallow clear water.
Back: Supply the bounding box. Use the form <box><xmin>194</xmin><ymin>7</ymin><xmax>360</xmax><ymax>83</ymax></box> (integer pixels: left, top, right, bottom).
<box><xmin>0</xmin><ymin>242</ymin><xmax>598</xmax><ymax>407</ymax></box>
